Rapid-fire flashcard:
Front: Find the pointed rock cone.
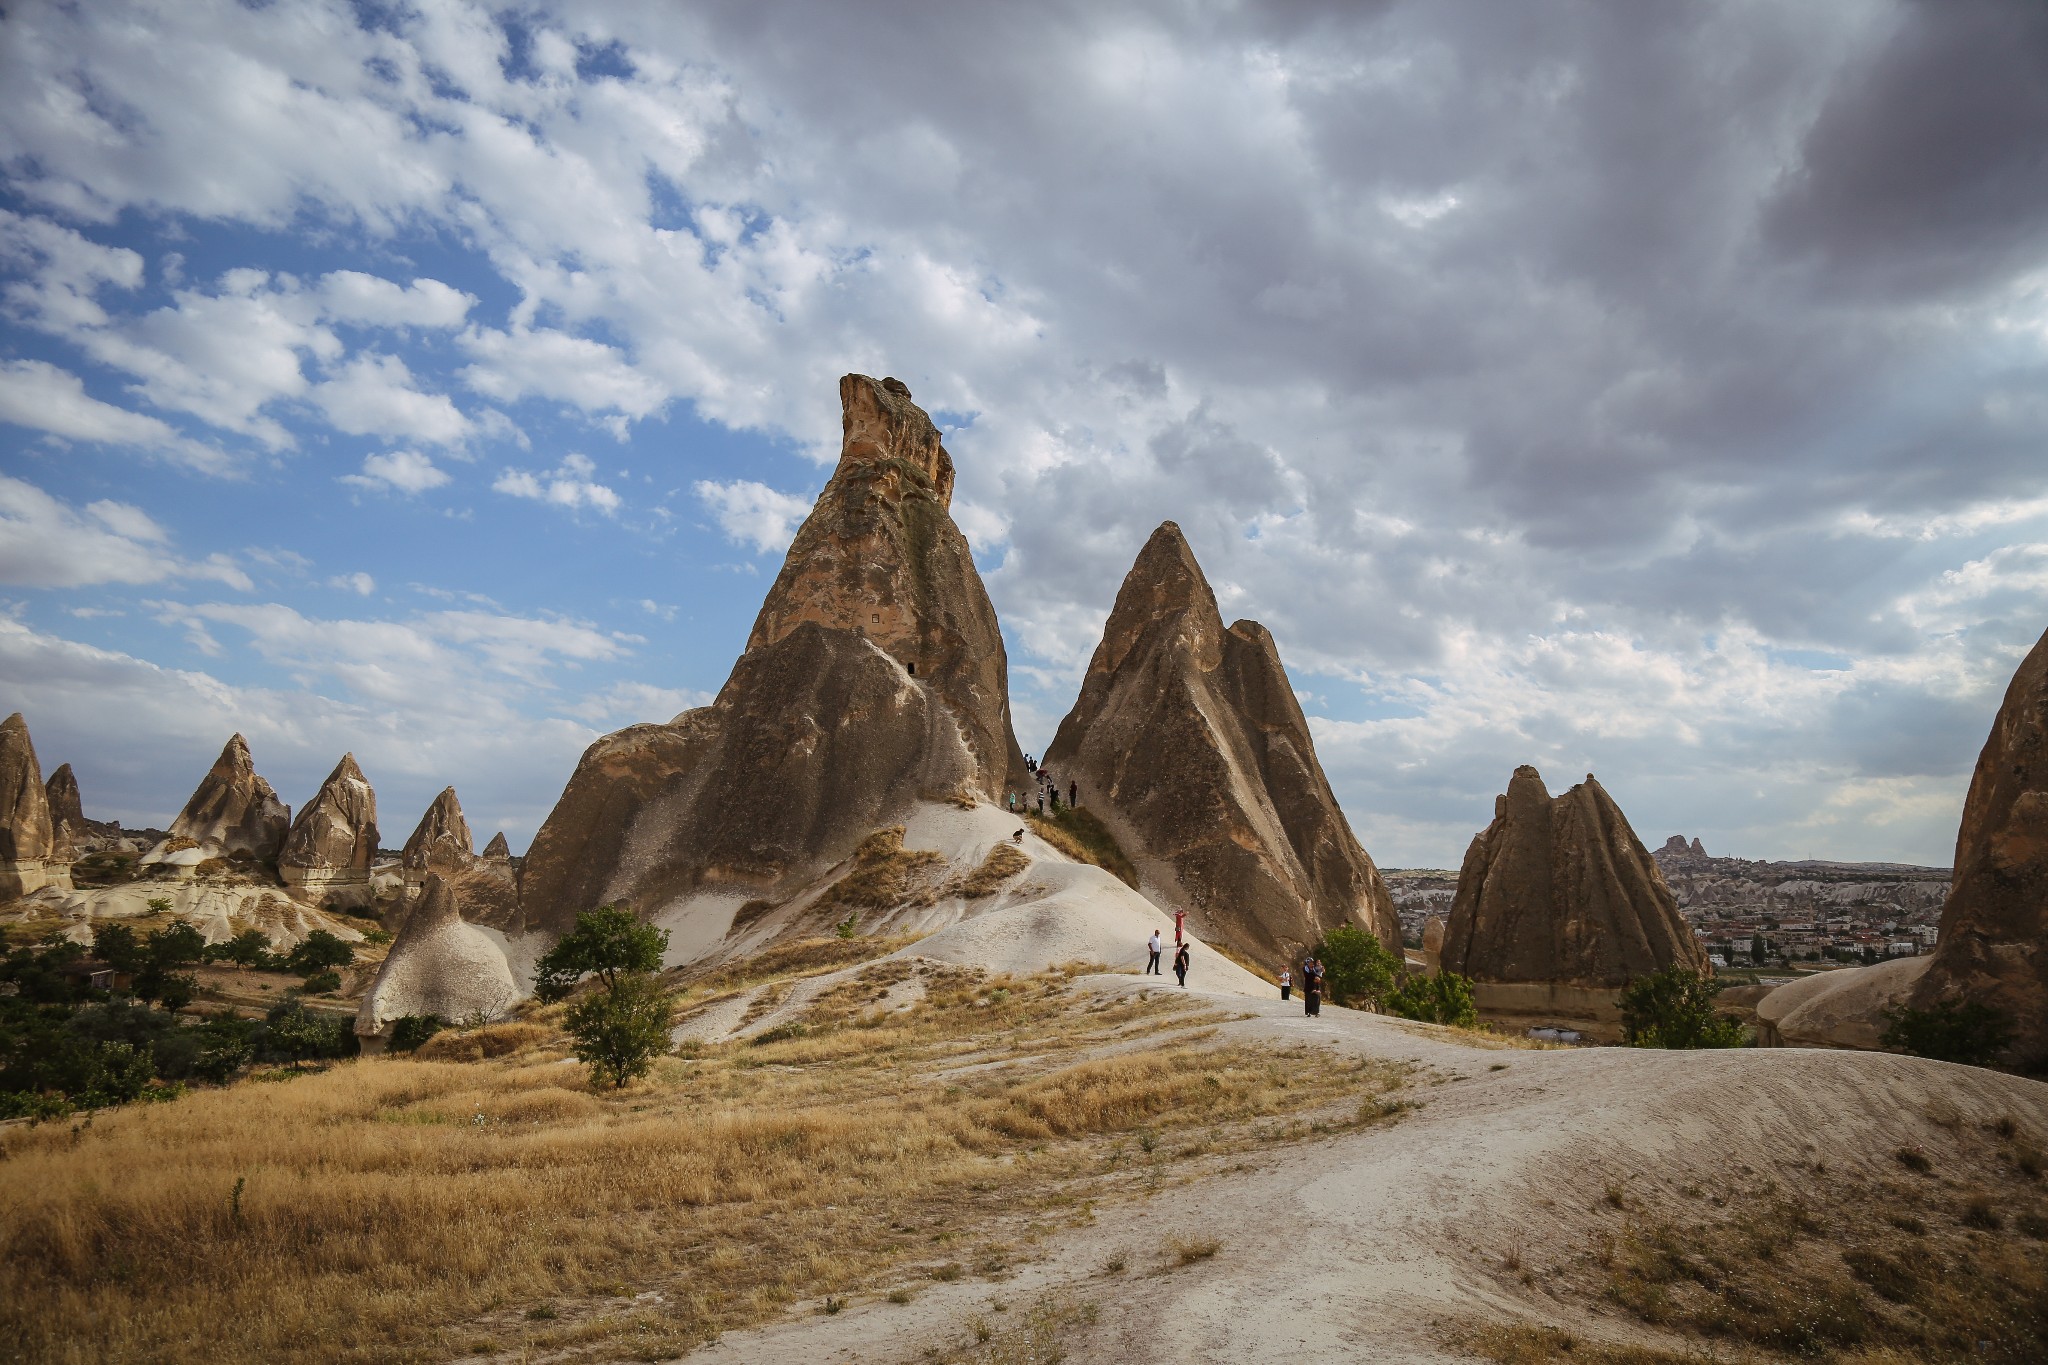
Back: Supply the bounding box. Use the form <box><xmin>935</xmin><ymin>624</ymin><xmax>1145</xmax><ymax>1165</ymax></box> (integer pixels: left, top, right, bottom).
<box><xmin>481</xmin><ymin>831</ymin><xmax>512</xmax><ymax>861</ymax></box>
<box><xmin>162</xmin><ymin>734</ymin><xmax>292</xmax><ymax>863</ymax></box>
<box><xmin>519</xmin><ymin>373</ymin><xmax>1028</xmax><ymax>936</ymax></box>
<box><xmin>401</xmin><ymin>787</ymin><xmax>474</xmax><ymax>880</ymax></box>
<box><xmin>356</xmin><ymin>873</ymin><xmax>517</xmax><ymax>1044</ymax></box>
<box><xmin>1911</xmin><ymin>621</ymin><xmax>2048</xmax><ymax>1066</ymax></box>
<box><xmin>279</xmin><ymin>753</ymin><xmax>379</xmax><ymax>906</ymax></box>
<box><xmin>45</xmin><ymin>762</ymin><xmax>85</xmax><ymax>863</ymax></box>
<box><xmin>1440</xmin><ymin>765</ymin><xmax>1705</xmax><ymax>989</ymax></box>
<box><xmin>0</xmin><ymin>712</ymin><xmax>64</xmax><ymax>898</ymax></box>
<box><xmin>1042</xmin><ymin>522</ymin><xmax>1397</xmax><ymax>964</ymax></box>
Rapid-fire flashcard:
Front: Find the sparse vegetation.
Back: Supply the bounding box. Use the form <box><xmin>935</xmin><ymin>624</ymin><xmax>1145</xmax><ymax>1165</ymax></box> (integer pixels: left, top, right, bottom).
<box><xmin>535</xmin><ymin>907</ymin><xmax>674</xmax><ymax>1088</ymax></box>
<box><xmin>1385</xmin><ymin>969</ymin><xmax>1479</xmax><ymax>1027</ymax></box>
<box><xmin>1314</xmin><ymin>925</ymin><xmax>1400</xmax><ymax>1009</ymax></box>
<box><xmin>817</xmin><ymin>826</ymin><xmax>948</xmax><ymax>912</ymax></box>
<box><xmin>387</xmin><ymin>1013</ymin><xmax>448</xmax><ymax>1053</ymax></box>
<box><xmin>0</xmin><ymin>955</ymin><xmax>1402</xmax><ymax>1363</ymax></box>
<box><xmin>1023</xmin><ymin>807</ymin><xmax>1139</xmax><ymax>888</ymax></box>
<box><xmin>950</xmin><ymin>842</ymin><xmax>1031</xmax><ymax>898</ymax></box>
<box><xmin>1882</xmin><ymin>996</ymin><xmax>2017</xmax><ymax>1068</ymax></box>
<box><xmin>1618</xmin><ymin>965</ymin><xmax>1748</xmax><ymax>1048</ymax></box>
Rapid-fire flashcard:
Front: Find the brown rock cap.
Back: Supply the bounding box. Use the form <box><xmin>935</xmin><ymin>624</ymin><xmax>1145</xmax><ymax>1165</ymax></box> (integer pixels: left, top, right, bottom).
<box><xmin>0</xmin><ymin>712</ymin><xmax>54</xmax><ymax>865</ymax></box>
<box><xmin>280</xmin><ymin>753</ymin><xmax>379</xmax><ymax>877</ymax></box>
<box><xmin>1043</xmin><ymin>522</ymin><xmax>1398</xmax><ymax>963</ymax></box>
<box><xmin>401</xmin><ymin>786</ymin><xmax>475</xmax><ymax>877</ymax></box>
<box><xmin>45</xmin><ymin>762</ymin><xmax>84</xmax><ymax>863</ymax></box>
<box><xmin>1441</xmin><ymin>764</ymin><xmax>1706</xmax><ymax>988</ymax></box>
<box><xmin>167</xmin><ymin>733</ymin><xmax>291</xmax><ymax>861</ymax></box>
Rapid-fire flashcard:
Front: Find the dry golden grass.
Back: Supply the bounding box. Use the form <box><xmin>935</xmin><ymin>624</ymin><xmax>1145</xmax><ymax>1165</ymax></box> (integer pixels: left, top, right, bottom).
<box><xmin>815</xmin><ymin>826</ymin><xmax>947</xmax><ymax>914</ymax></box>
<box><xmin>948</xmin><ymin>842</ymin><xmax>1031</xmax><ymax>898</ymax></box>
<box><xmin>1023</xmin><ymin>808</ymin><xmax>1139</xmax><ymax>889</ymax></box>
<box><xmin>0</xmin><ymin>958</ymin><xmax>1405</xmax><ymax>1364</ymax></box>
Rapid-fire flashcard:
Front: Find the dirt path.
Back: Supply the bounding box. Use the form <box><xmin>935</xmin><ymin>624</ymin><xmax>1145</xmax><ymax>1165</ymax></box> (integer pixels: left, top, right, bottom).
<box><xmin>687</xmin><ymin>976</ymin><xmax>2048</xmax><ymax>1363</ymax></box>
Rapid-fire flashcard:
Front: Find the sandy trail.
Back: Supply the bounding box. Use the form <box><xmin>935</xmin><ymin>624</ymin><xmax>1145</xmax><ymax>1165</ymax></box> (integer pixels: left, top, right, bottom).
<box><xmin>689</xmin><ymin>975</ymin><xmax>2048</xmax><ymax>1363</ymax></box>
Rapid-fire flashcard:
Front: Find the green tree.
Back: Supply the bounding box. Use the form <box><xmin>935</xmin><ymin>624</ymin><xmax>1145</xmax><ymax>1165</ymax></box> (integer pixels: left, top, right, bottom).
<box><xmin>1751</xmin><ymin>933</ymin><xmax>1768</xmax><ymax>964</ymax></box>
<box><xmin>92</xmin><ymin>924</ymin><xmax>142</xmax><ymax>974</ymax></box>
<box><xmin>534</xmin><ymin>907</ymin><xmax>673</xmax><ymax>1088</ymax></box>
<box><xmin>205</xmin><ymin>928</ymin><xmax>275</xmax><ymax>969</ymax></box>
<box><xmin>387</xmin><ymin>1014</ymin><xmax>447</xmax><ymax>1053</ymax></box>
<box><xmin>259</xmin><ymin>998</ymin><xmax>353</xmax><ymax>1067</ymax></box>
<box><xmin>1385</xmin><ymin>971</ymin><xmax>1479</xmax><ymax>1028</ymax></box>
<box><xmin>532</xmin><ymin>906</ymin><xmax>667</xmax><ymax>1003</ymax></box>
<box><xmin>563</xmin><ymin>974</ymin><xmax>675</xmax><ymax>1088</ymax></box>
<box><xmin>1620</xmin><ymin>966</ymin><xmax>1748</xmax><ymax>1049</ymax></box>
<box><xmin>1314</xmin><ymin>925</ymin><xmax>1401</xmax><ymax>1009</ymax></box>
<box><xmin>285</xmin><ymin>930</ymin><xmax>353</xmax><ymax>975</ymax></box>
<box><xmin>1880</xmin><ymin>998</ymin><xmax>2015</xmax><ymax>1068</ymax></box>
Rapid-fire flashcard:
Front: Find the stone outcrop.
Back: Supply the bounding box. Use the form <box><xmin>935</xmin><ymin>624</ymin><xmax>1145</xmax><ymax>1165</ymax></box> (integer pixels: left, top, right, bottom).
<box><xmin>1041</xmin><ymin>521</ymin><xmax>1397</xmax><ymax>964</ymax></box>
<box><xmin>1441</xmin><ymin>765</ymin><xmax>1707</xmax><ymax>988</ymax></box>
<box><xmin>1911</xmin><ymin>622</ymin><xmax>2048</xmax><ymax>1066</ymax></box>
<box><xmin>1758</xmin><ymin>957</ymin><xmax>1932</xmax><ymax>1050</ymax></box>
<box><xmin>0</xmin><ymin>712</ymin><xmax>66</xmax><ymax>898</ymax></box>
<box><xmin>279</xmin><ymin>754</ymin><xmax>379</xmax><ymax>906</ymax></box>
<box><xmin>45</xmin><ymin>762</ymin><xmax>84</xmax><ymax>864</ymax></box>
<box><xmin>151</xmin><ymin>734</ymin><xmax>292</xmax><ymax>870</ymax></box>
<box><xmin>401</xmin><ymin>787</ymin><xmax>473</xmax><ymax>879</ymax></box>
<box><xmin>355</xmin><ymin>874</ymin><xmax>517</xmax><ymax>1043</ymax></box>
<box><xmin>481</xmin><ymin>831</ymin><xmax>512</xmax><ymax>861</ymax></box>
<box><xmin>519</xmin><ymin>374</ymin><xmax>1027</xmax><ymax>936</ymax></box>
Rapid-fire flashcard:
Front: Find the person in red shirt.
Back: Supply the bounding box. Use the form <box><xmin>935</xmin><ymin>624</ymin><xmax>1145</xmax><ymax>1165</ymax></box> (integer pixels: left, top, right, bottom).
<box><xmin>1173</xmin><ymin>908</ymin><xmax>1186</xmax><ymax>945</ymax></box>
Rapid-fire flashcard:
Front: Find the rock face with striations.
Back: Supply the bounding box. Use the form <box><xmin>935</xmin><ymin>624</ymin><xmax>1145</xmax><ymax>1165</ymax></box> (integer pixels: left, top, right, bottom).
<box><xmin>402</xmin><ymin>787</ymin><xmax>474</xmax><ymax>880</ymax></box>
<box><xmin>517</xmin><ymin>374</ymin><xmax>1028</xmax><ymax>936</ymax></box>
<box><xmin>1042</xmin><ymin>522</ymin><xmax>1397</xmax><ymax>963</ymax></box>
<box><xmin>45</xmin><ymin>762</ymin><xmax>85</xmax><ymax>864</ymax></box>
<box><xmin>279</xmin><ymin>754</ymin><xmax>379</xmax><ymax>906</ymax></box>
<box><xmin>0</xmin><ymin>713</ymin><xmax>66</xmax><ymax>898</ymax></box>
<box><xmin>154</xmin><ymin>734</ymin><xmax>292</xmax><ymax>869</ymax></box>
<box><xmin>1911</xmin><ymin>622</ymin><xmax>2048</xmax><ymax>1067</ymax></box>
<box><xmin>355</xmin><ymin>874</ymin><xmax>518</xmax><ymax>1043</ymax></box>
<box><xmin>1441</xmin><ymin>765</ymin><xmax>1707</xmax><ymax>988</ymax></box>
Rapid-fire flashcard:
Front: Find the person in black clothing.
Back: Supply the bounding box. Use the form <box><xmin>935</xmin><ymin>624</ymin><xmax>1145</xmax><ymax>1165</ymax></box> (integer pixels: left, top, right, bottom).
<box><xmin>1068</xmin><ymin>780</ymin><xmax>1077</xmax><ymax>807</ymax></box>
<box><xmin>1173</xmin><ymin>942</ymin><xmax>1191</xmax><ymax>988</ymax></box>
<box><xmin>1301</xmin><ymin>955</ymin><xmax>1323</xmax><ymax>1017</ymax></box>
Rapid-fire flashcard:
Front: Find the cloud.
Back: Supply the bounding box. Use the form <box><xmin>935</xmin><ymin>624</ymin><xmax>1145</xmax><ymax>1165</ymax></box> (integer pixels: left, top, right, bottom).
<box><xmin>0</xmin><ymin>475</ymin><xmax>251</xmax><ymax>590</ymax></box>
<box><xmin>341</xmin><ymin>449</ymin><xmax>453</xmax><ymax>496</ymax></box>
<box><xmin>310</xmin><ymin>352</ymin><xmax>472</xmax><ymax>446</ymax></box>
<box><xmin>328</xmin><ymin>571</ymin><xmax>376</xmax><ymax>596</ymax></box>
<box><xmin>494</xmin><ymin>453</ymin><xmax>621</xmax><ymax>515</ymax></box>
<box><xmin>460</xmin><ymin>326</ymin><xmax>669</xmax><ymax>420</ymax></box>
<box><xmin>317</xmin><ymin>271</ymin><xmax>474</xmax><ymax>329</ymax></box>
<box><xmin>694</xmin><ymin>478</ymin><xmax>813</xmax><ymax>554</ymax></box>
<box><xmin>0</xmin><ymin>359</ymin><xmax>226</xmax><ymax>471</ymax></box>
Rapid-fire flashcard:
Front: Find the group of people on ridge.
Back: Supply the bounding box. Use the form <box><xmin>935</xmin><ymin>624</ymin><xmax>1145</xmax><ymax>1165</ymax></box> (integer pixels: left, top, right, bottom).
<box><xmin>1279</xmin><ymin>954</ymin><xmax>1325</xmax><ymax>1016</ymax></box>
<box><xmin>1010</xmin><ymin>754</ymin><xmax>1076</xmax><ymax>816</ymax></box>
<box><xmin>1144</xmin><ymin>912</ymin><xmax>1327</xmax><ymax>1017</ymax></box>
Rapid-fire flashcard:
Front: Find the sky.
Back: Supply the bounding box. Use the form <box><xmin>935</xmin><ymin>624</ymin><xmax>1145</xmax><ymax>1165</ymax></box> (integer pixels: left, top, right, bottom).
<box><xmin>1</xmin><ymin>0</ymin><xmax>2045</xmax><ymax>868</ymax></box>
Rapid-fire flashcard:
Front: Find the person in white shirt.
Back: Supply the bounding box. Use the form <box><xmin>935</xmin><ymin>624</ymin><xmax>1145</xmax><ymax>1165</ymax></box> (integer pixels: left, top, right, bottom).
<box><xmin>1146</xmin><ymin>929</ymin><xmax>1163</xmax><ymax>975</ymax></box>
<box><xmin>1279</xmin><ymin>966</ymin><xmax>1292</xmax><ymax>1002</ymax></box>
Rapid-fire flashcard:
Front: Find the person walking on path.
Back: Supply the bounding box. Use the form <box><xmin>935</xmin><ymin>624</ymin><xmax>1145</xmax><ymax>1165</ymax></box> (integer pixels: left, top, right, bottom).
<box><xmin>1173</xmin><ymin>942</ymin><xmax>1191</xmax><ymax>988</ymax></box>
<box><xmin>1146</xmin><ymin>930</ymin><xmax>1163</xmax><ymax>975</ymax></box>
<box><xmin>1173</xmin><ymin>907</ymin><xmax>1186</xmax><ymax>945</ymax></box>
<box><xmin>1278</xmin><ymin>966</ymin><xmax>1292</xmax><ymax>1002</ymax></box>
<box><xmin>1302</xmin><ymin>955</ymin><xmax>1323</xmax><ymax>1017</ymax></box>
<box><xmin>1068</xmin><ymin>780</ymin><xmax>1077</xmax><ymax>807</ymax></box>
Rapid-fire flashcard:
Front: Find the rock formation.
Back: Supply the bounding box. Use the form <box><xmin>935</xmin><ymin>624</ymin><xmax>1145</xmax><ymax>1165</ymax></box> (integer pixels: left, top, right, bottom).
<box><xmin>355</xmin><ymin>874</ymin><xmax>518</xmax><ymax>1044</ymax></box>
<box><xmin>1757</xmin><ymin>956</ymin><xmax>1932</xmax><ymax>1050</ymax></box>
<box><xmin>279</xmin><ymin>754</ymin><xmax>379</xmax><ymax>906</ymax></box>
<box><xmin>518</xmin><ymin>374</ymin><xmax>1028</xmax><ymax>935</ymax></box>
<box><xmin>1910</xmin><ymin>622</ymin><xmax>2048</xmax><ymax>1066</ymax></box>
<box><xmin>481</xmin><ymin>831</ymin><xmax>512</xmax><ymax>861</ymax></box>
<box><xmin>394</xmin><ymin>786</ymin><xmax>517</xmax><ymax>930</ymax></box>
<box><xmin>1441</xmin><ymin>765</ymin><xmax>1707</xmax><ymax>989</ymax></box>
<box><xmin>45</xmin><ymin>762</ymin><xmax>84</xmax><ymax>864</ymax></box>
<box><xmin>0</xmin><ymin>713</ymin><xmax>65</xmax><ymax>898</ymax></box>
<box><xmin>1041</xmin><ymin>521</ymin><xmax>1397</xmax><ymax>963</ymax></box>
<box><xmin>401</xmin><ymin>787</ymin><xmax>473</xmax><ymax>879</ymax></box>
<box><xmin>152</xmin><ymin>734</ymin><xmax>292</xmax><ymax>868</ymax></box>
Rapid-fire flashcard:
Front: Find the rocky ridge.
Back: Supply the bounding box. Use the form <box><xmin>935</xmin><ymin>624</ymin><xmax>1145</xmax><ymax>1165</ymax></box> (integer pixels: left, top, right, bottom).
<box><xmin>279</xmin><ymin>753</ymin><xmax>379</xmax><ymax>907</ymax></box>
<box><xmin>145</xmin><ymin>734</ymin><xmax>293</xmax><ymax>875</ymax></box>
<box><xmin>0</xmin><ymin>712</ymin><xmax>65</xmax><ymax>898</ymax></box>
<box><xmin>1042</xmin><ymin>521</ymin><xmax>1396</xmax><ymax>963</ymax></box>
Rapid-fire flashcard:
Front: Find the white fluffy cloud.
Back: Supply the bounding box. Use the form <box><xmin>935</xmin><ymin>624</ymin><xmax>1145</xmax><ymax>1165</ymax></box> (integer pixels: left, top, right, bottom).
<box><xmin>341</xmin><ymin>449</ymin><xmax>453</xmax><ymax>496</ymax></box>
<box><xmin>317</xmin><ymin>271</ymin><xmax>474</xmax><ymax>329</ymax></box>
<box><xmin>0</xmin><ymin>475</ymin><xmax>250</xmax><ymax>590</ymax></box>
<box><xmin>311</xmin><ymin>352</ymin><xmax>471</xmax><ymax>446</ymax></box>
<box><xmin>0</xmin><ymin>359</ymin><xmax>226</xmax><ymax>471</ymax></box>
<box><xmin>493</xmin><ymin>453</ymin><xmax>621</xmax><ymax>515</ymax></box>
<box><xmin>694</xmin><ymin>478</ymin><xmax>814</xmax><ymax>554</ymax></box>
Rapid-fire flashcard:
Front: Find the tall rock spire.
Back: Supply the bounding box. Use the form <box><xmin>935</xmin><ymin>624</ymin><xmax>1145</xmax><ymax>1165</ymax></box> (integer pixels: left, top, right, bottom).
<box><xmin>279</xmin><ymin>753</ymin><xmax>379</xmax><ymax>906</ymax></box>
<box><xmin>45</xmin><ymin>762</ymin><xmax>85</xmax><ymax>864</ymax></box>
<box><xmin>163</xmin><ymin>734</ymin><xmax>291</xmax><ymax>862</ymax></box>
<box><xmin>1440</xmin><ymin>765</ymin><xmax>1705</xmax><ymax>988</ymax></box>
<box><xmin>1042</xmin><ymin>522</ymin><xmax>1398</xmax><ymax>962</ymax></box>
<box><xmin>518</xmin><ymin>373</ymin><xmax>1028</xmax><ymax>935</ymax></box>
<box><xmin>0</xmin><ymin>712</ymin><xmax>64</xmax><ymax>898</ymax></box>
<box><xmin>1911</xmin><ymin>621</ymin><xmax>2048</xmax><ymax>1066</ymax></box>
<box><xmin>401</xmin><ymin>786</ymin><xmax>474</xmax><ymax>879</ymax></box>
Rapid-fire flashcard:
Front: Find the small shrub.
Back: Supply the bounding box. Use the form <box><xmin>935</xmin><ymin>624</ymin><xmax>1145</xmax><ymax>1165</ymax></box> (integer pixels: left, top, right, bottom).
<box><xmin>1385</xmin><ymin>970</ymin><xmax>1479</xmax><ymax>1027</ymax></box>
<box><xmin>285</xmin><ymin>930</ymin><xmax>354</xmax><ymax>975</ymax></box>
<box><xmin>1619</xmin><ymin>966</ymin><xmax>1748</xmax><ymax>1048</ymax></box>
<box><xmin>1961</xmin><ymin>1195</ymin><xmax>2003</xmax><ymax>1230</ymax></box>
<box><xmin>1169</xmin><ymin>1235</ymin><xmax>1221</xmax><ymax>1265</ymax></box>
<box><xmin>1315</xmin><ymin>926</ymin><xmax>1401</xmax><ymax>1009</ymax></box>
<box><xmin>301</xmin><ymin>970</ymin><xmax>342</xmax><ymax>995</ymax></box>
<box><xmin>2017</xmin><ymin>1211</ymin><xmax>2048</xmax><ymax>1240</ymax></box>
<box><xmin>930</xmin><ymin>1263</ymin><xmax>963</xmax><ymax>1282</ymax></box>
<box><xmin>387</xmin><ymin>1014</ymin><xmax>447</xmax><ymax>1053</ymax></box>
<box><xmin>887</xmin><ymin>1288</ymin><xmax>913</xmax><ymax>1305</ymax></box>
<box><xmin>1894</xmin><ymin>1145</ymin><xmax>1932</xmax><ymax>1174</ymax></box>
<box><xmin>1881</xmin><ymin>997</ymin><xmax>2016</xmax><ymax>1068</ymax></box>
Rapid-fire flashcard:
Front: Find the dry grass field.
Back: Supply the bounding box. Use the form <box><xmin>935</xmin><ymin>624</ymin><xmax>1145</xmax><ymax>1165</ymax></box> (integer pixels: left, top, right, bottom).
<box><xmin>0</xmin><ymin>945</ymin><xmax>1407</xmax><ymax>1364</ymax></box>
